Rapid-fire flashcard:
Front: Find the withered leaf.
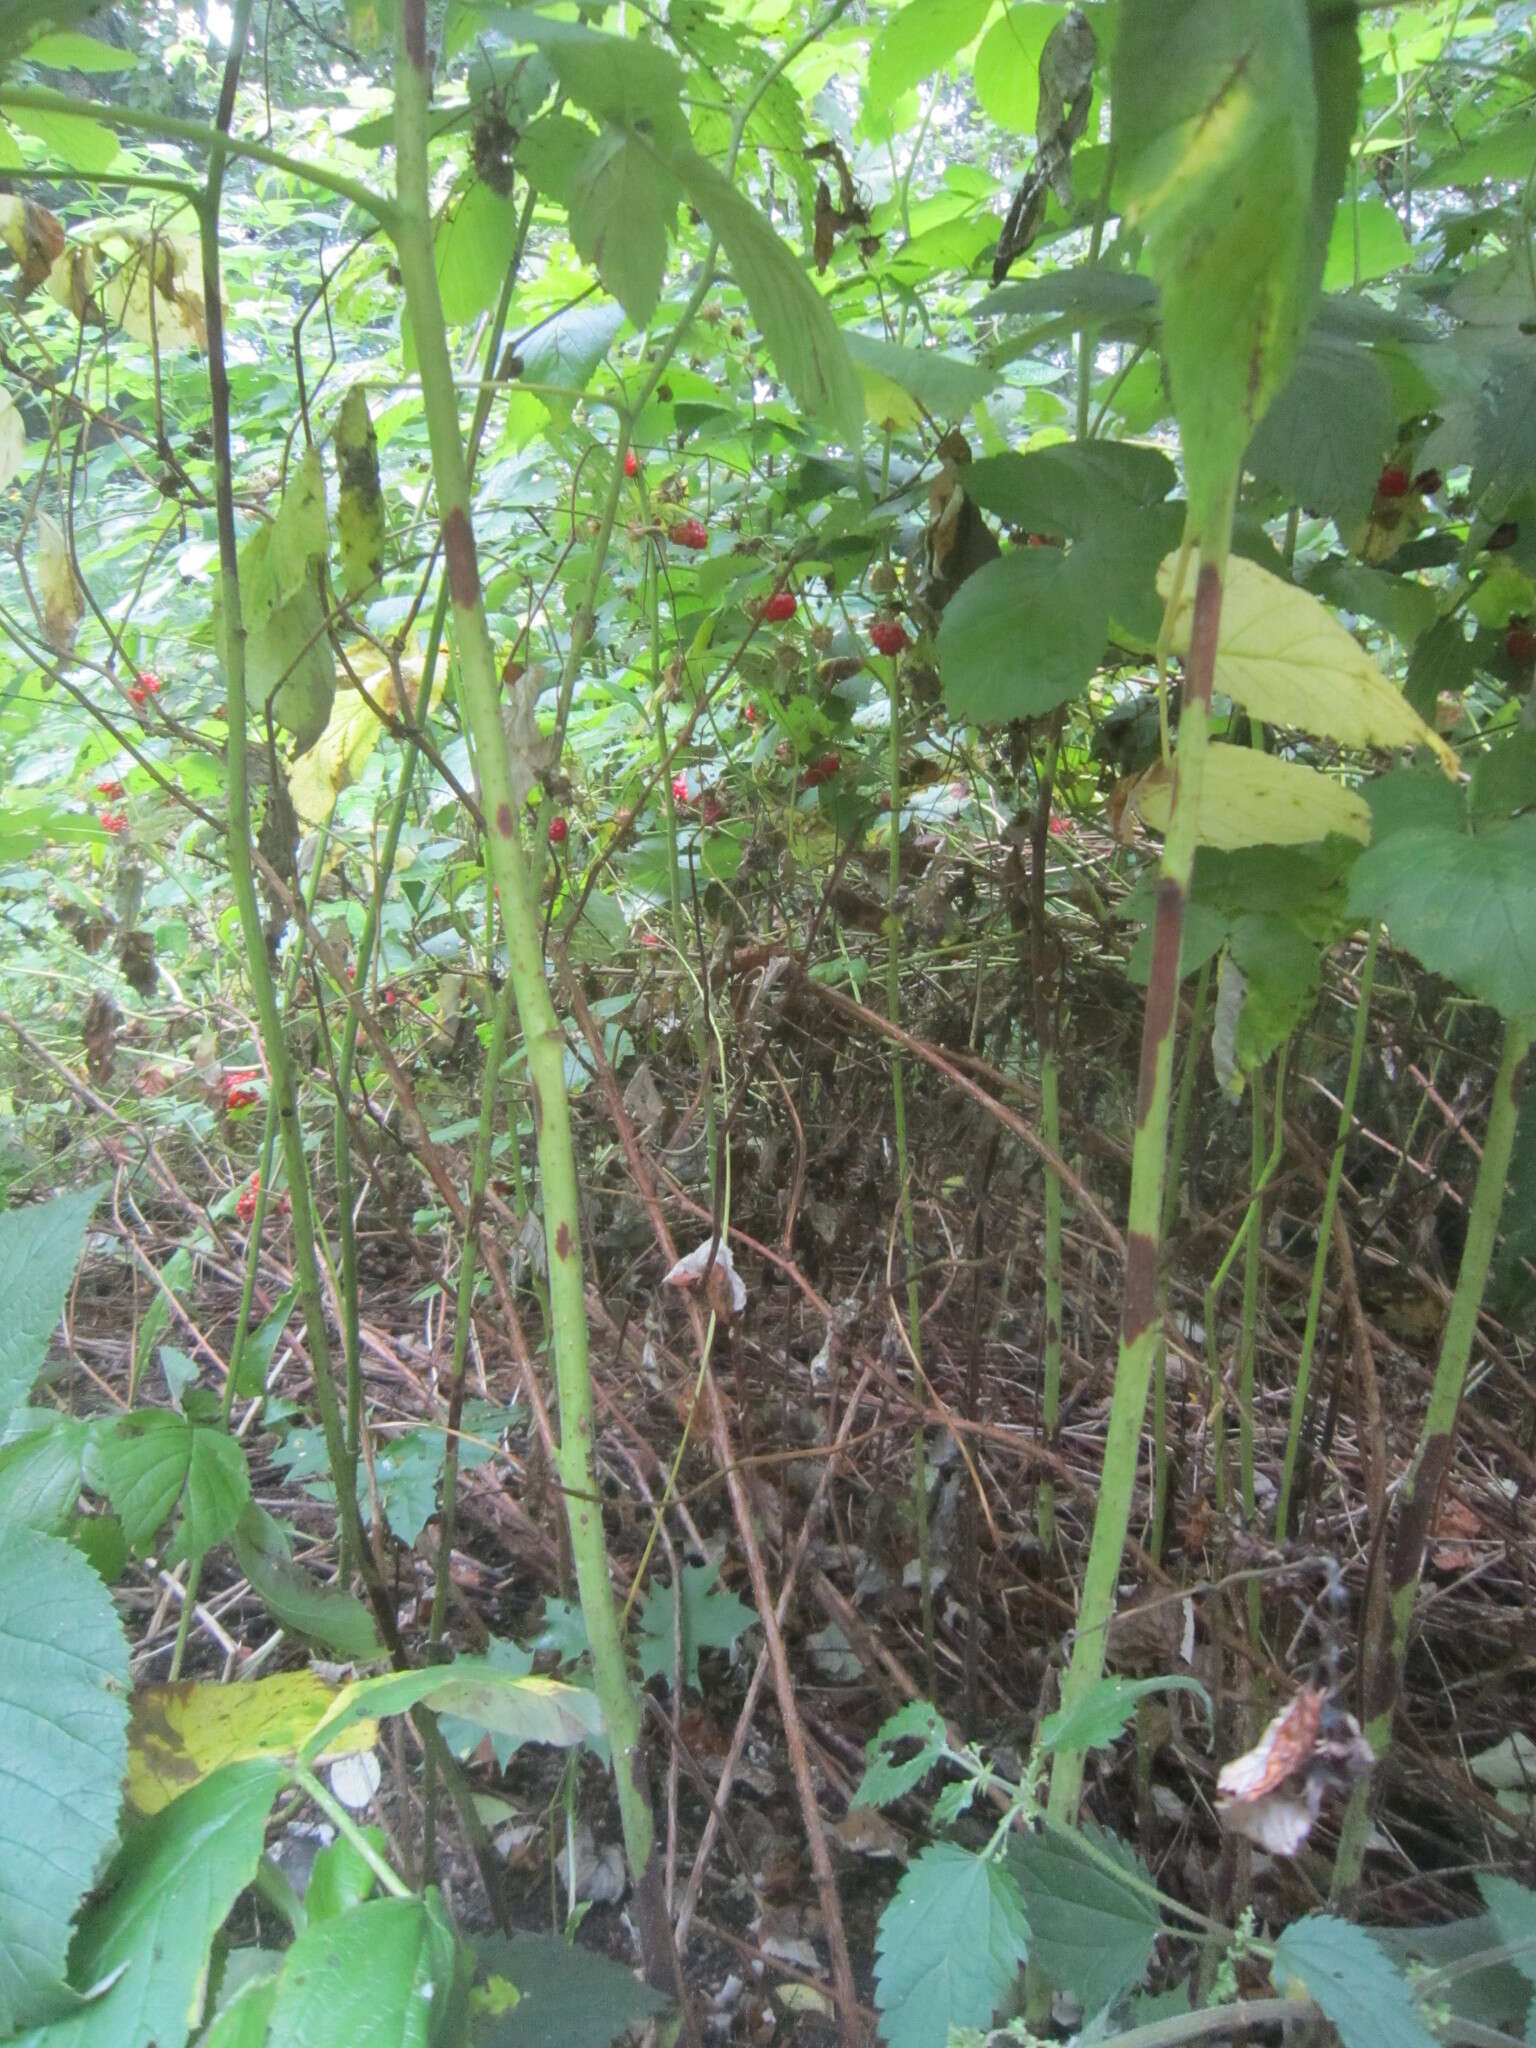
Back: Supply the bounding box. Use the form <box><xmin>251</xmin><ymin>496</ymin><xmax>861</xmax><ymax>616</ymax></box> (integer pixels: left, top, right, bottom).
<box><xmin>82</xmin><ymin>990</ymin><xmax>120</xmax><ymax>1082</ymax></box>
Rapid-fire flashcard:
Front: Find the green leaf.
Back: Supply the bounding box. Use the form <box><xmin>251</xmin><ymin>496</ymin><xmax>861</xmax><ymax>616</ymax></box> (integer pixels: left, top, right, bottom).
<box><xmin>232</xmin><ymin>1287</ymin><xmax>297</xmax><ymax>1401</ymax></box>
<box><xmin>367</xmin><ymin>1429</ymin><xmax>447</xmax><ymax>1547</ymax></box>
<box><xmin>0</xmin><ymin>1412</ymin><xmax>88</xmax><ymax>1531</ymax></box>
<box><xmin>973</xmin><ymin>7</ymin><xmax>1061</xmax><ymax>135</ymax></box>
<box><xmin>0</xmin><ymin>1183</ymin><xmax>102</xmax><ymax>1415</ymax></box>
<box><xmin>305</xmin><ymin>1830</ymin><xmax>385</xmax><ymax>1924</ymax></box>
<box><xmin>1005</xmin><ymin>1825</ymin><xmax>1159</xmax><ymax>2018</ymax></box>
<box><xmin>6</xmin><ymin>103</ymin><xmax>118</xmax><ymax>172</ymax></box>
<box><xmin>0</xmin><ymin>1525</ymin><xmax>129</xmax><ymax>2034</ymax></box>
<box><xmin>1405</xmin><ymin>615</ymin><xmax>1481</xmax><ymax>722</ymax></box>
<box><xmin>436</xmin><ymin>180</ymin><xmax>521</xmax><ymax>327</ymax></box>
<box><xmin>1039</xmin><ymin>1673</ymin><xmax>1212</xmax><ymax>1756</ymax></box>
<box><xmin>940</xmin><ymin>489</ymin><xmax>1177</xmax><ymax>725</ymax></box>
<box><xmin>517</xmin><ymin>113</ymin><xmax>600</xmax><ymax>208</ymax></box>
<box><xmin>965</xmin><ymin>442</ymin><xmax>1178</xmax><ymax>535</ymax></box>
<box><xmin>1348</xmin><ymin>816</ymin><xmax>1536</xmax><ymax>1024</ymax></box>
<box><xmin>233</xmin><ymin>1505</ymin><xmax>385</xmax><ymax>1662</ymax></box>
<box><xmin>1225</xmin><ymin>914</ymin><xmax>1321</xmax><ymax>1079</ymax></box>
<box><xmin>1478</xmin><ymin>1877</ymin><xmax>1536</xmax><ymax>1999</ymax></box>
<box><xmin>513</xmin><ymin>300</ymin><xmax>624</xmax><ymax>426</ymax></box>
<box><xmin>33</xmin><ymin>1762</ymin><xmax>283</xmax><ymax>2048</ymax></box>
<box><xmin>873</xmin><ymin>1844</ymin><xmax>1029</xmax><ymax>2048</ymax></box>
<box><xmin>300</xmin><ymin>1658</ymin><xmax>604</xmax><ymax>1764</ymax></box>
<box><xmin>228</xmin><ymin>448</ymin><xmax>333</xmax><ymax>753</ymax></box>
<box><xmin>989</xmin><ymin>266</ymin><xmax>1159</xmax><ymax>337</ymax></box>
<box><xmin>851</xmin><ymin>1699</ymin><xmax>950</xmax><ymax>1811</ymax></box>
<box><xmin>665</xmin><ymin>146</ymin><xmax>864</xmax><ymax>447</ymax></box>
<box><xmin>941</xmin><ymin>549</ymin><xmax>1107</xmax><ymax>721</ymax></box>
<box><xmin>25</xmin><ymin>27</ymin><xmax>133</xmax><ymax>67</ymax></box>
<box><xmin>267</xmin><ymin>1890</ymin><xmax>465</xmax><ymax>2048</ymax></box>
<box><xmin>635</xmin><ymin>1561</ymin><xmax>755</xmax><ymax>1690</ymax></box>
<box><xmin>95</xmin><ymin>1412</ymin><xmax>250</xmax><ymax>1564</ymax></box>
<box><xmin>1474</xmin><ymin>346</ymin><xmax>1536</xmax><ymax>521</ymax></box>
<box><xmin>866</xmin><ymin>0</ymin><xmax>989</xmax><ymax>118</ymax></box>
<box><xmin>1470</xmin><ymin>730</ymin><xmax>1536</xmax><ymax>830</ymax></box>
<box><xmin>844</xmin><ymin>334</ymin><xmax>996</xmax><ymax>428</ymax></box>
<box><xmin>1364</xmin><ymin>766</ymin><xmax>1466</xmax><ymax>845</ymax></box>
<box><xmin>201</xmin><ymin>1976</ymin><xmax>278</xmax><ymax>2048</ymax></box>
<box><xmin>1114</xmin><ymin>1</ymin><xmax>1349</xmax><ymax>522</ymax></box>
<box><xmin>471</xmin><ymin>1932</ymin><xmax>668</xmax><ymax>2048</ymax></box>
<box><xmin>568</xmin><ymin>127</ymin><xmax>677</xmax><ymax>327</ymax></box>
<box><xmin>1247</xmin><ymin>331</ymin><xmax>1395</xmax><ymax>520</ymax></box>
<box><xmin>483</xmin><ymin>9</ymin><xmax>689</xmax><ymax>148</ymax></box>
<box><xmin>1274</xmin><ymin>1913</ymin><xmax>1438</xmax><ymax>2048</ymax></box>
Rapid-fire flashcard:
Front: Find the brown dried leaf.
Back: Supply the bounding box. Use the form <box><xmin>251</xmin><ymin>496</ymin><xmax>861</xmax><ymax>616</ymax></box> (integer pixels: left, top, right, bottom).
<box><xmin>813</xmin><ymin>178</ymin><xmax>835</xmax><ymax>275</ymax></box>
<box><xmin>82</xmin><ymin>990</ymin><xmax>119</xmax><ymax>1083</ymax></box>
<box><xmin>118</xmin><ymin>928</ymin><xmax>158</xmax><ymax>997</ymax></box>
<box><xmin>0</xmin><ymin>195</ymin><xmax>65</xmax><ymax>298</ymax></box>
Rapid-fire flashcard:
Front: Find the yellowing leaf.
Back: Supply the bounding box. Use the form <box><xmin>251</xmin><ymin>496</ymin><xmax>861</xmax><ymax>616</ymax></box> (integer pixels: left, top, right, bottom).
<box><xmin>858</xmin><ymin>365</ymin><xmax>921</xmax><ymax>432</ymax></box>
<box><xmin>1129</xmin><ymin>747</ymin><xmax>1371</xmax><ymax>850</ymax></box>
<box><xmin>0</xmin><ymin>387</ymin><xmax>24</xmax><ymax>488</ymax></box>
<box><xmin>35</xmin><ymin>510</ymin><xmax>83</xmax><ymax>652</ymax></box>
<box><xmin>45</xmin><ymin>241</ymin><xmax>97</xmax><ymax>322</ymax></box>
<box><xmin>1158</xmin><ymin>553</ymin><xmax>1457</xmax><ymax>775</ymax></box>
<box><xmin>100</xmin><ymin>230</ymin><xmax>207</xmax><ymax>351</ymax></box>
<box><xmin>285</xmin><ymin>651</ymin><xmax>431</xmax><ymax>826</ymax></box>
<box><xmin>0</xmin><ymin>193</ymin><xmax>64</xmax><ymax>296</ymax></box>
<box><xmin>128</xmin><ymin>1671</ymin><xmax>378</xmax><ymax>1815</ymax></box>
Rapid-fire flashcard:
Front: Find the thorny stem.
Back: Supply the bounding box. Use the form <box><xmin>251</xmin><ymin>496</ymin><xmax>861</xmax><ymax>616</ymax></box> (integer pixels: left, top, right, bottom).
<box><xmin>1046</xmin><ymin>484</ymin><xmax>1236</xmax><ymax>1826</ymax></box>
<box><xmin>1333</xmin><ymin>1016</ymin><xmax>1531</xmax><ymax>1894</ymax></box>
<box><xmin>1276</xmin><ymin>924</ymin><xmax>1380</xmax><ymax>1542</ymax></box>
<box><xmin>391</xmin><ymin>1</ymin><xmax>679</xmax><ymax>1994</ymax></box>
<box><xmin>333</xmin><ymin>242</ymin><xmax>527</xmax><ymax>1557</ymax></box>
<box><xmin>1150</xmin><ymin>955</ymin><xmax>1212</xmax><ymax>1563</ymax></box>
<box><xmin>200</xmin><ymin>0</ymin><xmax>385</xmax><ymax>1643</ymax></box>
<box><xmin>1031</xmin><ymin>716</ymin><xmax>1065</xmax><ymax>1554</ymax></box>
<box><xmin>884</xmin><ymin>650</ymin><xmax>934</xmax><ymax>1684</ymax></box>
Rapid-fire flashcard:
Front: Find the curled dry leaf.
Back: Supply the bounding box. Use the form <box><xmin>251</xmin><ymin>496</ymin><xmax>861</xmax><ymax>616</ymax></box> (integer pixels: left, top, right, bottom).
<box><xmin>0</xmin><ymin>193</ymin><xmax>65</xmax><ymax>297</ymax></box>
<box><xmin>1216</xmin><ymin>1686</ymin><xmax>1374</xmax><ymax>1855</ymax></box>
<box><xmin>46</xmin><ymin>242</ymin><xmax>98</xmax><ymax>324</ymax></box>
<box><xmin>82</xmin><ymin>989</ymin><xmax>120</xmax><ymax>1083</ymax></box>
<box><xmin>662</xmin><ymin>1236</ymin><xmax>747</xmax><ymax>1316</ymax></box>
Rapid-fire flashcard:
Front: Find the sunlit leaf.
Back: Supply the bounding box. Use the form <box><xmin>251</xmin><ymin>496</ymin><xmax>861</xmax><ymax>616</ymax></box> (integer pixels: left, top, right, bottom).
<box><xmin>1130</xmin><ymin>747</ymin><xmax>1372</xmax><ymax>851</ymax></box>
<box><xmin>127</xmin><ymin>1672</ymin><xmax>379</xmax><ymax>1816</ymax></box>
<box><xmin>99</xmin><ymin>230</ymin><xmax>205</xmax><ymax>350</ymax></box>
<box><xmin>1158</xmin><ymin>553</ymin><xmax>1456</xmax><ymax>772</ymax></box>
